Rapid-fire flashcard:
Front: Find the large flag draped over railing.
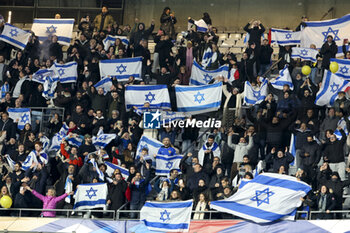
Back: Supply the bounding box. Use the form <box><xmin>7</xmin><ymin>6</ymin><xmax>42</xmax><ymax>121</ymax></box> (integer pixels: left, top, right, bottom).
<box><xmin>73</xmin><ymin>183</ymin><xmax>108</xmax><ymax>210</ymax></box>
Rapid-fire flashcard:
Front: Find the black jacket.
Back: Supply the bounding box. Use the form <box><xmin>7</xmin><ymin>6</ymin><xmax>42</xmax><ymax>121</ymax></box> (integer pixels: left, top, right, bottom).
<box><xmin>259</xmin><ymin>44</ymin><xmax>273</xmax><ymax>64</ymax></box>
<box><xmin>322</xmin><ymin>129</ymin><xmax>346</xmax><ymax>163</ymax></box>
<box><xmin>320</xmin><ymin>41</ymin><xmax>337</xmax><ymax>69</ymax></box>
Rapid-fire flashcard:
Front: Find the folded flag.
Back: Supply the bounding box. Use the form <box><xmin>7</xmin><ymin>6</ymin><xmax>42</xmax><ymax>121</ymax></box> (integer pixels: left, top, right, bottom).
<box><xmin>89</xmin><ymin>158</ymin><xmax>104</xmax><ymax>181</ymax></box>
<box><xmin>125</xmin><ymin>85</ymin><xmax>171</xmax><ymax>111</ymax></box>
<box><xmin>289</xmin><ymin>134</ymin><xmax>296</xmax><ymax>166</ymax></box>
<box><xmin>103</xmin><ymin>35</ymin><xmax>129</xmax><ymax>51</ymax></box>
<box><xmin>32</xmin><ymin>69</ymin><xmax>55</xmax><ymax>84</ymax></box>
<box><xmin>92</xmin><ymin>128</ymin><xmax>116</xmax><ymax>148</ymax></box>
<box><xmin>8</xmin><ymin>108</ymin><xmax>31</xmax><ymax>130</ymax></box>
<box><xmin>175</xmin><ymin>82</ymin><xmax>222</xmax><ymax>114</ymax></box>
<box><xmin>42</xmin><ymin>75</ymin><xmax>59</xmax><ymax>99</ymax></box>
<box><xmin>270</xmin><ymin>28</ymin><xmax>300</xmax><ymax>46</ymax></box>
<box><xmin>301</xmin><ymin>14</ymin><xmax>350</xmax><ymax>51</ymax></box>
<box><xmin>105</xmin><ymin>161</ymin><xmax>129</xmax><ymax>180</ymax></box>
<box><xmin>31</xmin><ymin>18</ymin><xmax>74</xmax><ymax>45</ymax></box>
<box><xmin>315</xmin><ymin>70</ymin><xmax>350</xmax><ymax>106</ymax></box>
<box><xmin>156</xmin><ymin>154</ymin><xmax>183</xmax><ymax>176</ymax></box>
<box><xmin>243</xmin><ymin>79</ymin><xmax>268</xmax><ymax>105</ymax></box>
<box><xmin>140</xmin><ymin>200</ymin><xmax>193</xmax><ymax>232</ymax></box>
<box><xmin>136</xmin><ymin>136</ymin><xmax>163</xmax><ymax>162</ymax></box>
<box><xmin>64</xmin><ymin>176</ymin><xmax>73</xmax><ymax>203</ymax></box>
<box><xmin>94</xmin><ymin>77</ymin><xmax>113</xmax><ymax>95</ymax></box>
<box><xmin>51</xmin><ymin>61</ymin><xmax>78</xmax><ymax>83</ymax></box>
<box><xmin>190</xmin><ymin>60</ymin><xmax>229</xmax><ymax>85</ymax></box>
<box><xmin>270</xmin><ymin>65</ymin><xmax>294</xmax><ymax>90</ymax></box>
<box><xmin>210</xmin><ymin>173</ymin><xmax>311</xmax><ymax>223</ymax></box>
<box><xmin>99</xmin><ymin>57</ymin><xmax>142</xmax><ymax>81</ymax></box>
<box><xmin>73</xmin><ymin>183</ymin><xmax>107</xmax><ymax>210</ymax></box>
<box><xmin>330</xmin><ymin>58</ymin><xmax>350</xmax><ymax>80</ymax></box>
<box><xmin>0</xmin><ymin>23</ymin><xmax>31</xmax><ymax>50</ymax></box>
<box><xmin>49</xmin><ymin>123</ymin><xmax>69</xmax><ymax>151</ymax></box>
<box><xmin>201</xmin><ymin>47</ymin><xmax>216</xmax><ymax>69</ymax></box>
<box><xmin>291</xmin><ymin>47</ymin><xmax>319</xmax><ymax>62</ymax></box>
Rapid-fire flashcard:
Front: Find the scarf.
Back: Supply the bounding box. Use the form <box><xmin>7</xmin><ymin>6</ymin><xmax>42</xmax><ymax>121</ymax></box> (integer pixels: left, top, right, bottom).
<box><xmin>193</xmin><ymin>201</ymin><xmax>206</xmax><ymax>220</ymax></box>
<box><xmin>64</xmin><ymin>175</ymin><xmax>73</xmax><ymax>203</ymax></box>
<box><xmin>156</xmin><ymin>187</ymin><xmax>169</xmax><ymax>201</ymax></box>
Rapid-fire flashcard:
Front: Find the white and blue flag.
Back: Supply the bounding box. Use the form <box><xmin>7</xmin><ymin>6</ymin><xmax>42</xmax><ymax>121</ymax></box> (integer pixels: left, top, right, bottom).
<box><xmin>22</xmin><ymin>150</ymin><xmax>48</xmax><ymax>171</ymax></box>
<box><xmin>105</xmin><ymin>162</ymin><xmax>129</xmax><ymax>180</ymax></box>
<box><xmin>32</xmin><ymin>69</ymin><xmax>55</xmax><ymax>84</ymax></box>
<box><xmin>210</xmin><ymin>173</ymin><xmax>311</xmax><ymax>223</ymax></box>
<box><xmin>51</xmin><ymin>61</ymin><xmax>78</xmax><ymax>83</ymax></box>
<box><xmin>125</xmin><ymin>85</ymin><xmax>171</xmax><ymax>111</ymax></box>
<box><xmin>89</xmin><ymin>158</ymin><xmax>104</xmax><ymax>181</ymax></box>
<box><xmin>334</xmin><ymin>117</ymin><xmax>349</xmax><ymax>140</ymax></box>
<box><xmin>175</xmin><ymin>82</ymin><xmax>222</xmax><ymax>114</ymax></box>
<box><xmin>315</xmin><ymin>70</ymin><xmax>350</xmax><ymax>106</ymax></box>
<box><xmin>8</xmin><ymin>108</ymin><xmax>31</xmax><ymax>130</ymax></box>
<box><xmin>201</xmin><ymin>47</ymin><xmax>217</xmax><ymax>69</ymax></box>
<box><xmin>49</xmin><ymin>123</ymin><xmax>69</xmax><ymax>151</ymax></box>
<box><xmin>0</xmin><ymin>23</ymin><xmax>31</xmax><ymax>50</ymax></box>
<box><xmin>99</xmin><ymin>57</ymin><xmax>142</xmax><ymax>81</ymax></box>
<box><xmin>243</xmin><ymin>79</ymin><xmax>268</xmax><ymax>105</ymax></box>
<box><xmin>103</xmin><ymin>35</ymin><xmax>129</xmax><ymax>51</ymax></box>
<box><xmin>0</xmin><ymin>83</ymin><xmax>9</xmax><ymax>99</ymax></box>
<box><xmin>93</xmin><ymin>129</ymin><xmax>116</xmax><ymax>148</ymax></box>
<box><xmin>64</xmin><ymin>135</ymin><xmax>83</xmax><ymax>148</ymax></box>
<box><xmin>190</xmin><ymin>60</ymin><xmax>229</xmax><ymax>85</ymax></box>
<box><xmin>270</xmin><ymin>28</ymin><xmax>300</xmax><ymax>46</ymax></box>
<box><xmin>31</xmin><ymin>18</ymin><xmax>74</xmax><ymax>46</ymax></box>
<box><xmin>191</xmin><ymin>19</ymin><xmax>208</xmax><ymax>32</ymax></box>
<box><xmin>73</xmin><ymin>183</ymin><xmax>107</xmax><ymax>210</ymax></box>
<box><xmin>140</xmin><ymin>200</ymin><xmax>193</xmax><ymax>232</ymax></box>
<box><xmin>330</xmin><ymin>58</ymin><xmax>350</xmax><ymax>80</ymax></box>
<box><xmin>270</xmin><ymin>65</ymin><xmax>294</xmax><ymax>90</ymax></box>
<box><xmin>161</xmin><ymin>111</ymin><xmax>188</xmax><ymax>124</ymax></box>
<box><xmin>94</xmin><ymin>77</ymin><xmax>113</xmax><ymax>95</ymax></box>
<box><xmin>301</xmin><ymin>14</ymin><xmax>350</xmax><ymax>52</ymax></box>
<box><xmin>42</xmin><ymin>75</ymin><xmax>59</xmax><ymax>99</ymax></box>
<box><xmin>156</xmin><ymin>154</ymin><xmax>183</xmax><ymax>176</ymax></box>
<box><xmin>291</xmin><ymin>47</ymin><xmax>319</xmax><ymax>63</ymax></box>
<box><xmin>136</xmin><ymin>136</ymin><xmax>163</xmax><ymax>163</ymax></box>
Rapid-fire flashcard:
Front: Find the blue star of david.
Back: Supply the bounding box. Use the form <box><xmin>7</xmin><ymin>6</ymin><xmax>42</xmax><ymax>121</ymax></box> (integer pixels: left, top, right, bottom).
<box><xmin>250</xmin><ymin>188</ymin><xmax>275</xmax><ymax>206</ymax></box>
<box><xmin>300</xmin><ymin>49</ymin><xmax>308</xmax><ymax>56</ymax></box>
<box><xmin>116</xmin><ymin>64</ymin><xmax>127</xmax><ymax>74</ymax></box>
<box><xmin>145</xmin><ymin>92</ymin><xmax>156</xmax><ymax>103</ymax></box>
<box><xmin>203</xmin><ymin>74</ymin><xmax>212</xmax><ymax>83</ymax></box>
<box><xmin>165</xmin><ymin>161</ymin><xmax>173</xmax><ymax>169</ymax></box>
<box><xmin>24</xmin><ymin>155</ymin><xmax>31</xmax><ymax>163</ymax></box>
<box><xmin>160</xmin><ymin>210</ymin><xmax>171</xmax><ymax>222</ymax></box>
<box><xmin>253</xmin><ymin>91</ymin><xmax>261</xmax><ymax>99</ymax></box>
<box><xmin>139</xmin><ymin>144</ymin><xmax>149</xmax><ymax>153</ymax></box>
<box><xmin>9</xmin><ymin>28</ymin><xmax>19</xmax><ymax>37</ymax></box>
<box><xmin>330</xmin><ymin>82</ymin><xmax>340</xmax><ymax>93</ymax></box>
<box><xmin>46</xmin><ymin>25</ymin><xmax>57</xmax><ymax>34</ymax></box>
<box><xmin>340</xmin><ymin>66</ymin><xmax>349</xmax><ymax>74</ymax></box>
<box><xmin>85</xmin><ymin>187</ymin><xmax>98</xmax><ymax>199</ymax></box>
<box><xmin>322</xmin><ymin>27</ymin><xmax>340</xmax><ymax>42</ymax></box>
<box><xmin>20</xmin><ymin>113</ymin><xmax>29</xmax><ymax>123</ymax></box>
<box><xmin>285</xmin><ymin>33</ymin><xmax>292</xmax><ymax>39</ymax></box>
<box><xmin>58</xmin><ymin>68</ymin><xmax>65</xmax><ymax>76</ymax></box>
<box><xmin>98</xmin><ymin>135</ymin><xmax>107</xmax><ymax>141</ymax></box>
<box><xmin>194</xmin><ymin>92</ymin><xmax>205</xmax><ymax>104</ymax></box>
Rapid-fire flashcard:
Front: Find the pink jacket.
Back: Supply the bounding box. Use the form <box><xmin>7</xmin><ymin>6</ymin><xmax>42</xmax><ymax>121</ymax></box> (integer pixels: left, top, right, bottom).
<box><xmin>32</xmin><ymin>190</ymin><xmax>68</xmax><ymax>217</ymax></box>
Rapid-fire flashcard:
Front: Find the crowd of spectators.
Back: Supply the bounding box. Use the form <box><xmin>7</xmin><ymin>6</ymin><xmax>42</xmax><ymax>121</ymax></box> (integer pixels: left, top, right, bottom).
<box><xmin>0</xmin><ymin>6</ymin><xmax>350</xmax><ymax>220</ymax></box>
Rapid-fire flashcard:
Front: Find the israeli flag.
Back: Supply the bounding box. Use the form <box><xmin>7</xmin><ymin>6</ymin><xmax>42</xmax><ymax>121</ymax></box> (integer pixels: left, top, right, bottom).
<box><xmin>99</xmin><ymin>57</ymin><xmax>142</xmax><ymax>81</ymax></box>
<box><xmin>136</xmin><ymin>136</ymin><xmax>163</xmax><ymax>161</ymax></box>
<box><xmin>92</xmin><ymin>129</ymin><xmax>116</xmax><ymax>148</ymax></box>
<box><xmin>8</xmin><ymin>108</ymin><xmax>31</xmax><ymax>130</ymax></box>
<box><xmin>270</xmin><ymin>28</ymin><xmax>300</xmax><ymax>46</ymax></box>
<box><xmin>243</xmin><ymin>79</ymin><xmax>268</xmax><ymax>105</ymax></box>
<box><xmin>161</xmin><ymin>111</ymin><xmax>188</xmax><ymax>124</ymax></box>
<box><xmin>175</xmin><ymin>82</ymin><xmax>222</xmax><ymax>114</ymax></box>
<box><xmin>31</xmin><ymin>19</ymin><xmax>74</xmax><ymax>45</ymax></box>
<box><xmin>32</xmin><ymin>69</ymin><xmax>55</xmax><ymax>84</ymax></box>
<box><xmin>0</xmin><ymin>83</ymin><xmax>9</xmax><ymax>99</ymax></box>
<box><xmin>156</xmin><ymin>154</ymin><xmax>183</xmax><ymax>176</ymax></box>
<box><xmin>73</xmin><ymin>183</ymin><xmax>107</xmax><ymax>210</ymax></box>
<box><xmin>190</xmin><ymin>60</ymin><xmax>229</xmax><ymax>85</ymax></box>
<box><xmin>40</xmin><ymin>135</ymin><xmax>50</xmax><ymax>152</ymax></box>
<box><xmin>89</xmin><ymin>158</ymin><xmax>104</xmax><ymax>181</ymax></box>
<box><xmin>64</xmin><ymin>135</ymin><xmax>83</xmax><ymax>147</ymax></box>
<box><xmin>125</xmin><ymin>85</ymin><xmax>171</xmax><ymax>111</ymax></box>
<box><xmin>301</xmin><ymin>14</ymin><xmax>350</xmax><ymax>51</ymax></box>
<box><xmin>64</xmin><ymin>176</ymin><xmax>73</xmax><ymax>203</ymax></box>
<box><xmin>5</xmin><ymin>154</ymin><xmax>15</xmax><ymax>170</ymax></box>
<box><xmin>49</xmin><ymin>123</ymin><xmax>69</xmax><ymax>151</ymax></box>
<box><xmin>334</xmin><ymin>117</ymin><xmax>349</xmax><ymax>140</ymax></box>
<box><xmin>291</xmin><ymin>47</ymin><xmax>319</xmax><ymax>63</ymax></box>
<box><xmin>103</xmin><ymin>35</ymin><xmax>129</xmax><ymax>51</ymax></box>
<box><xmin>22</xmin><ymin>151</ymin><xmax>38</xmax><ymax>171</ymax></box>
<box><xmin>94</xmin><ymin>77</ymin><xmax>113</xmax><ymax>95</ymax></box>
<box><xmin>51</xmin><ymin>61</ymin><xmax>78</xmax><ymax>83</ymax></box>
<box><xmin>289</xmin><ymin>134</ymin><xmax>296</xmax><ymax>166</ymax></box>
<box><xmin>330</xmin><ymin>58</ymin><xmax>350</xmax><ymax>80</ymax></box>
<box><xmin>140</xmin><ymin>200</ymin><xmax>193</xmax><ymax>232</ymax></box>
<box><xmin>192</xmin><ymin>19</ymin><xmax>208</xmax><ymax>32</ymax></box>
<box><xmin>201</xmin><ymin>47</ymin><xmax>217</xmax><ymax>69</ymax></box>
<box><xmin>315</xmin><ymin>70</ymin><xmax>350</xmax><ymax>106</ymax></box>
<box><xmin>0</xmin><ymin>23</ymin><xmax>31</xmax><ymax>50</ymax></box>
<box><xmin>270</xmin><ymin>65</ymin><xmax>294</xmax><ymax>90</ymax></box>
<box><xmin>105</xmin><ymin>161</ymin><xmax>129</xmax><ymax>180</ymax></box>
<box><xmin>210</xmin><ymin>173</ymin><xmax>311</xmax><ymax>223</ymax></box>
<box><xmin>42</xmin><ymin>75</ymin><xmax>59</xmax><ymax>99</ymax></box>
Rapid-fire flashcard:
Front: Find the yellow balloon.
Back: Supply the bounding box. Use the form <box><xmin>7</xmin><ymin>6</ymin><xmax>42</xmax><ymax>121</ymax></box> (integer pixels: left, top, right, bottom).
<box><xmin>0</xmin><ymin>195</ymin><xmax>12</xmax><ymax>209</ymax></box>
<box><xmin>302</xmin><ymin>65</ymin><xmax>311</xmax><ymax>76</ymax></box>
<box><xmin>330</xmin><ymin>62</ymin><xmax>339</xmax><ymax>73</ymax></box>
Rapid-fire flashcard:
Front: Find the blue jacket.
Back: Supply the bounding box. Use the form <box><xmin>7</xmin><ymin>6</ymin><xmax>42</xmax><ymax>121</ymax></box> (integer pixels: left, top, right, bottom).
<box><xmin>157</xmin><ymin>146</ymin><xmax>176</xmax><ymax>156</ymax></box>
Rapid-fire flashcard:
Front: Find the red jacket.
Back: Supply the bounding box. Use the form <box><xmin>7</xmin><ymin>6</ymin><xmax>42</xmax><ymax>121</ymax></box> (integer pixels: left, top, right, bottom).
<box><xmin>60</xmin><ymin>144</ymin><xmax>83</xmax><ymax>167</ymax></box>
